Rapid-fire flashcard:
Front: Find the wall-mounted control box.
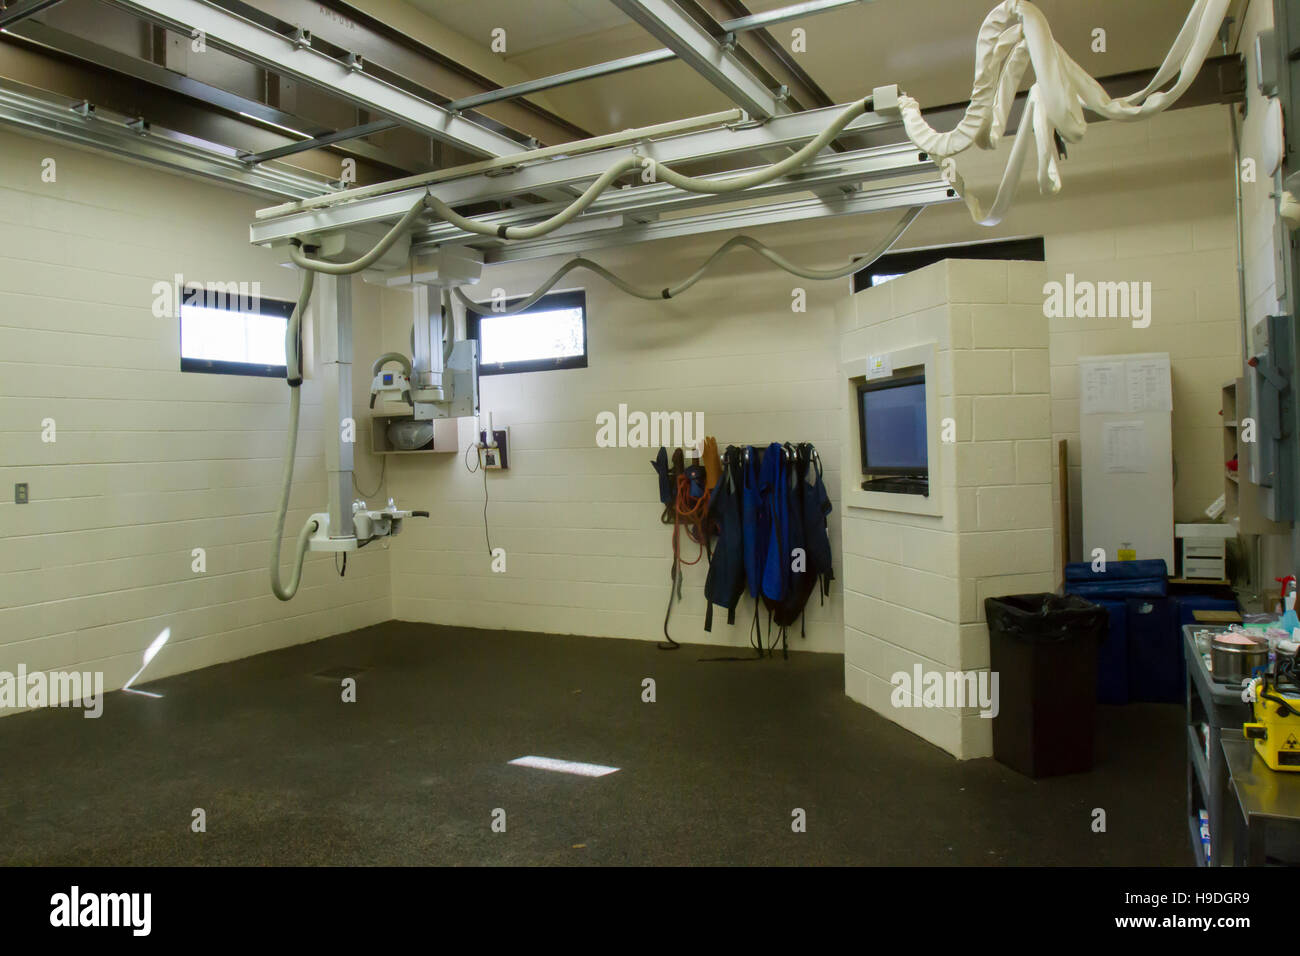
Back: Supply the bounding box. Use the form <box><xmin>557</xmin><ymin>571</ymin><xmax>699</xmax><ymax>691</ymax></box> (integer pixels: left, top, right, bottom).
<box><xmin>479</xmin><ymin>429</ymin><xmax>509</xmax><ymax>470</ymax></box>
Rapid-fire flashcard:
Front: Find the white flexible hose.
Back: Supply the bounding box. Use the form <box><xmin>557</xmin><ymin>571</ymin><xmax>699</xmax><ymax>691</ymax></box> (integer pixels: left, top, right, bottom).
<box><xmin>270</xmin><ymin>268</ymin><xmax>319</xmax><ymax>601</ymax></box>
<box><xmin>895</xmin><ymin>0</ymin><xmax>1229</xmax><ymax>225</ymax></box>
<box><xmin>288</xmin><ymin>196</ymin><xmax>433</xmax><ymax>275</ymax></box>
<box><xmin>455</xmin><ymin>206</ymin><xmax>923</xmax><ymax>315</ymax></box>
<box><xmin>284</xmin><ymin>1</ymin><xmax>1224</xmax><ymax>280</ymax></box>
<box><xmin>425</xmin><ymin>98</ymin><xmax>873</xmax><ymax>242</ymax></box>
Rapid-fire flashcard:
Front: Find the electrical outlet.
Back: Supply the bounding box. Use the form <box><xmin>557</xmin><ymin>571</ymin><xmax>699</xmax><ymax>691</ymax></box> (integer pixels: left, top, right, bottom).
<box><xmin>14</xmin><ymin>483</ymin><xmax>28</xmax><ymax>504</ymax></box>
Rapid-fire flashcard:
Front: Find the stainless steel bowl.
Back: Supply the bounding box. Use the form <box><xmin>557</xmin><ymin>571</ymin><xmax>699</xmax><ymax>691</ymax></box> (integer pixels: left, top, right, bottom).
<box><xmin>1210</xmin><ymin>634</ymin><xmax>1268</xmax><ymax>684</ymax></box>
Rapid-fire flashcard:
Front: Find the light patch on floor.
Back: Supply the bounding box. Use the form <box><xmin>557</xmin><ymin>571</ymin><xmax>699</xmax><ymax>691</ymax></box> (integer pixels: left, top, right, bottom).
<box><xmin>509</xmin><ymin>755</ymin><xmax>620</xmax><ymax>777</ymax></box>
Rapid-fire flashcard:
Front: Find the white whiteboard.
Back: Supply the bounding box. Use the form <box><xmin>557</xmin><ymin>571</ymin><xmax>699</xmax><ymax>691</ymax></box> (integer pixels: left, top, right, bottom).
<box><xmin>1079</xmin><ymin>353</ymin><xmax>1174</xmax><ymax>569</ymax></box>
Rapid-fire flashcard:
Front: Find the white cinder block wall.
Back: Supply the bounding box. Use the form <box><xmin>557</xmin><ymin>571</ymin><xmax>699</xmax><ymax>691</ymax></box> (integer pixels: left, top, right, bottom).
<box><xmin>0</xmin><ymin>130</ymin><xmax>392</xmax><ymax>707</ymax></box>
<box><xmin>840</xmin><ymin>260</ymin><xmax>1053</xmax><ymax>758</ymax></box>
<box><xmin>379</xmin><ymin>247</ymin><xmax>850</xmax><ymax>652</ymax></box>
<box><xmin>0</xmin><ymin>97</ymin><xmax>1241</xmax><ymax>704</ymax></box>
<box><xmin>382</xmin><ymin>104</ymin><xmax>1237</xmax><ymax>652</ymax></box>
<box><xmin>896</xmin><ymin>105</ymin><xmax>1240</xmax><ymax>571</ymax></box>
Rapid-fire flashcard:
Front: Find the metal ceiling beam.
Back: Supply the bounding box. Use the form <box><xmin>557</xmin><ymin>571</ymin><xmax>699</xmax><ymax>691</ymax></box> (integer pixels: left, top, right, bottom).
<box><xmin>447</xmin><ymin>50</ymin><xmax>676</xmax><ymax>113</ymax></box>
<box><xmin>719</xmin><ymin>0</ymin><xmax>863</xmax><ymax>32</ymax></box>
<box><xmin>608</xmin><ymin>0</ymin><xmax>786</xmax><ymax>118</ymax></box>
<box><xmin>249</xmin><ymin>99</ymin><xmax>904</xmax><ymax>244</ymax></box>
<box><xmin>473</xmin><ymin>179</ymin><xmax>954</xmax><ymax>266</ymax></box>
<box><xmin>0</xmin><ymin>80</ymin><xmax>332</xmax><ymax>196</ymax></box>
<box><xmin>239</xmin><ymin>117</ymin><xmax>397</xmax><ymax>164</ymax></box>
<box><xmin>246</xmin><ymin>51</ymin><xmax>1244</xmax><ymax>249</ymax></box>
<box><xmin>223</xmin><ymin>0</ymin><xmax>591</xmax><ymax>146</ymax></box>
<box><xmin>100</xmin><ymin>0</ymin><xmax>527</xmax><ymax>158</ymax></box>
<box><xmin>407</xmin><ymin>141</ymin><xmax>933</xmax><ymax>249</ymax></box>
<box><xmin>3</xmin><ymin>19</ymin><xmax>408</xmax><ymax>171</ymax></box>
<box><xmin>446</xmin><ymin>0</ymin><xmax>863</xmax><ymax>113</ymax></box>
<box><xmin>700</xmin><ymin>0</ymin><xmax>838</xmax><ymax>111</ymax></box>
<box><xmin>0</xmin><ymin>0</ymin><xmax>63</xmax><ymax>29</ymax></box>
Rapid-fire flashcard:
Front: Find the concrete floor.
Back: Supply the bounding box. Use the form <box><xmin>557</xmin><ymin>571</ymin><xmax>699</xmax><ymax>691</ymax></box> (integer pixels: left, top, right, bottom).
<box><xmin>0</xmin><ymin>621</ymin><xmax>1189</xmax><ymax>865</ymax></box>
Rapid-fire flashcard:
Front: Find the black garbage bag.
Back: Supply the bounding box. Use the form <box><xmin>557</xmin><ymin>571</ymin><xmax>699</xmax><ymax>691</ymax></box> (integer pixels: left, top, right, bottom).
<box><xmin>984</xmin><ymin>593</ymin><xmax>1108</xmax><ymax>643</ymax></box>
<box><xmin>985</xmin><ymin>592</ymin><xmax>1107</xmax><ymax>778</ymax></box>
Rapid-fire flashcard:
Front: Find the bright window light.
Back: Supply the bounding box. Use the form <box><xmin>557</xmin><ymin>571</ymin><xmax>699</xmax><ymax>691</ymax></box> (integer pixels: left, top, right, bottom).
<box><xmin>181</xmin><ymin>305</ymin><xmax>287</xmax><ymax>367</ymax></box>
<box><xmin>870</xmin><ymin>272</ymin><xmax>904</xmax><ymax>286</ymax></box>
<box><xmin>471</xmin><ymin>290</ymin><xmax>588</xmax><ymax>375</ymax></box>
<box><xmin>479</xmin><ymin>307</ymin><xmax>584</xmax><ymax>365</ymax></box>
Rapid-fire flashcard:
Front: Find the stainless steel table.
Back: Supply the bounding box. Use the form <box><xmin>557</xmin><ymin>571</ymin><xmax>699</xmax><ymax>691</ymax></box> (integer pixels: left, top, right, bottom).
<box><xmin>1223</xmin><ymin>731</ymin><xmax>1300</xmax><ymax>865</ymax></box>
<box><xmin>1183</xmin><ymin>625</ymin><xmax>1253</xmax><ymax>865</ymax></box>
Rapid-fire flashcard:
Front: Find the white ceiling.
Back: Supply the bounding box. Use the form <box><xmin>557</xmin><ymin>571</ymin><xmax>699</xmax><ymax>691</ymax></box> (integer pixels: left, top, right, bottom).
<box><xmin>405</xmin><ymin>0</ymin><xmax>637</xmax><ymax>54</ymax></box>
<box><xmin>403</xmin><ymin>0</ymin><xmax>1231</xmax><ymax>137</ymax></box>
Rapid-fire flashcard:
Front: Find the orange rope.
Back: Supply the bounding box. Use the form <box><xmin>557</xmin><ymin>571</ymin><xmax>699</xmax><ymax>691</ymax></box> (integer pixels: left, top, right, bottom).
<box><xmin>672</xmin><ymin>472</ymin><xmax>709</xmax><ymax>567</ymax></box>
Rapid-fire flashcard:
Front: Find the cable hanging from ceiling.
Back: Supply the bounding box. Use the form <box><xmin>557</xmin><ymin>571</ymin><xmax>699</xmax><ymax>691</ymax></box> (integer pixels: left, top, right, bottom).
<box><xmin>454</xmin><ymin>206</ymin><xmax>923</xmax><ymax>315</ymax></box>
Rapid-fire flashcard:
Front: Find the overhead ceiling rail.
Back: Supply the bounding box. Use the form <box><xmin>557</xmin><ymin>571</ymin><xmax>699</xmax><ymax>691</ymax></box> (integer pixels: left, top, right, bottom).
<box><xmin>230</xmin><ymin>0</ymin><xmax>591</xmax><ymax>145</ymax></box>
<box><xmin>99</xmin><ymin>0</ymin><xmax>530</xmax><ymax>159</ymax></box>
<box><xmin>696</xmin><ymin>0</ymin><xmax>839</xmax><ymax>112</ymax></box>
<box><xmin>607</xmin><ymin>0</ymin><xmax>789</xmax><ymax>118</ymax></box>
<box><xmin>406</xmin><ymin>141</ymin><xmax>934</xmax><ymax>249</ymax></box>
<box><xmin>0</xmin><ymin>80</ymin><xmax>333</xmax><ymax>197</ymax></box>
<box><xmin>0</xmin><ymin>0</ymin><xmax>63</xmax><ymax>28</ymax></box>
<box><xmin>2</xmin><ymin>18</ymin><xmax>408</xmax><ymax>171</ymax></box>
<box><xmin>249</xmin><ymin>99</ymin><xmax>905</xmax><ymax>244</ymax></box>
<box><xmin>238</xmin><ymin>117</ymin><xmax>398</xmax><ymax>164</ymax></box>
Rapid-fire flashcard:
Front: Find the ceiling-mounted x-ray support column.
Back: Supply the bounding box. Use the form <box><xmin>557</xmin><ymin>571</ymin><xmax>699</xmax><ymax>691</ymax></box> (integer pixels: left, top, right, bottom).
<box><xmin>317</xmin><ymin>273</ymin><xmax>355</xmax><ymax>542</ymax></box>
<box><xmin>411</xmin><ymin>284</ymin><xmax>446</xmax><ymax>400</ymax></box>
<box><xmin>382</xmin><ymin>247</ymin><xmax>484</xmax><ymax>423</ymax></box>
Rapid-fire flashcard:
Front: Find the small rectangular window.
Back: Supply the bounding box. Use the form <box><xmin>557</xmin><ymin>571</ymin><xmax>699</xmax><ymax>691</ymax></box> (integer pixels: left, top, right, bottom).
<box><xmin>853</xmin><ymin>237</ymin><xmax>1045</xmax><ymax>293</ymax></box>
<box><xmin>465</xmin><ymin>290</ymin><xmax>587</xmax><ymax>376</ymax></box>
<box><xmin>180</xmin><ymin>292</ymin><xmax>295</xmax><ymax>378</ymax></box>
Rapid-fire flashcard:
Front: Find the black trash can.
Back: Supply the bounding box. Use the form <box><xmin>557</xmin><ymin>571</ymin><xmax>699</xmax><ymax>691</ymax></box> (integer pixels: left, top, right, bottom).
<box><xmin>985</xmin><ymin>593</ymin><xmax>1107</xmax><ymax>778</ymax></box>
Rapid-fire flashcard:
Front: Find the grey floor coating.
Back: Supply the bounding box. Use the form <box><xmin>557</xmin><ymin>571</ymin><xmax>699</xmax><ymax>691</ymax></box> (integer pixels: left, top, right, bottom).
<box><xmin>0</xmin><ymin>621</ymin><xmax>1188</xmax><ymax>865</ymax></box>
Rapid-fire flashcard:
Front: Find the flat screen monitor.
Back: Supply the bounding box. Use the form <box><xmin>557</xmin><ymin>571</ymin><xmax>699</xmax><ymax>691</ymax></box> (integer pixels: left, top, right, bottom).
<box><xmin>857</xmin><ymin>374</ymin><xmax>928</xmax><ymax>476</ymax></box>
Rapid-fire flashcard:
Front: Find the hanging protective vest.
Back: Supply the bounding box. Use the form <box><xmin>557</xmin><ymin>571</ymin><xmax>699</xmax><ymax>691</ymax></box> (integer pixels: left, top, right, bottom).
<box><xmin>803</xmin><ymin>446</ymin><xmax>834</xmax><ymax>600</ymax></box>
<box><xmin>773</xmin><ymin>444</ymin><xmax>812</xmax><ymax>631</ymax></box>
<box><xmin>703</xmin><ymin>446</ymin><xmax>746</xmax><ymax>631</ymax></box>
<box><xmin>742</xmin><ymin>446</ymin><xmax>764</xmax><ymax>598</ymax></box>
<box><xmin>759</xmin><ymin>442</ymin><xmax>790</xmax><ymax>602</ymax></box>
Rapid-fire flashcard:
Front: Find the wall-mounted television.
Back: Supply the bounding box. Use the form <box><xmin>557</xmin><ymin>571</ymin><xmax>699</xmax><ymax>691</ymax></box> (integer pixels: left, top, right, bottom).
<box><xmin>857</xmin><ymin>374</ymin><xmax>928</xmax><ymax>484</ymax></box>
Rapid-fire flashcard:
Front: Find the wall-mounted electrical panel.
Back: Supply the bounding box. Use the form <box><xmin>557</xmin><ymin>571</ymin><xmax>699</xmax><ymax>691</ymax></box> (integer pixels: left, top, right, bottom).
<box><xmin>1248</xmin><ymin>314</ymin><xmax>1297</xmax><ymax>522</ymax></box>
<box><xmin>479</xmin><ymin>429</ymin><xmax>509</xmax><ymax>470</ymax></box>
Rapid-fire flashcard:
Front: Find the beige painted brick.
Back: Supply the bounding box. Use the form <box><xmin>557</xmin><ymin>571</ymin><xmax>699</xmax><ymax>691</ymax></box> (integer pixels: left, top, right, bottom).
<box><xmin>970</xmin><ymin>572</ymin><xmax>1060</xmax><ymax>623</ymax></box>
<box><xmin>972</xmin><ymin>395</ymin><xmax>1051</xmax><ymax>440</ymax></box>
<box><xmin>1015</xmin><ymin>440</ymin><xmax>1053</xmax><ymax>484</ymax></box>
<box><xmin>844</xmin><ymin>626</ymin><xmax>884</xmax><ymax>675</ymax></box>
<box><xmin>1045</xmin><ymin>230</ymin><xmax>1116</xmax><ymax>265</ymax></box>
<box><xmin>952</xmin><ymin>349</ymin><xmax>1013</xmax><ymax>394</ymax></box>
<box><xmin>896</xmin><ymin>526</ymin><xmax>959</xmax><ymax>576</ymax></box>
<box><xmin>971</xmin><ymin>303</ymin><xmax>1051</xmax><ymax>349</ymax></box>
<box><xmin>975</xmin><ymin>484</ymin><xmax>1053</xmax><ymax>531</ymax></box>
<box><xmin>1013</xmin><ymin>349</ymin><xmax>1050</xmax><ymax>393</ymax></box>
<box><xmin>957</xmin><ymin>623</ymin><xmax>991</xmax><ymax>670</ymax></box>
<box><xmin>1115</xmin><ymin>221</ymin><xmax>1195</xmax><ymax>259</ymax></box>
<box><xmin>949</xmin><ymin>303</ymin><xmax>973</xmax><ymax>349</ymax></box>
<box><xmin>890</xmin><ymin>260</ymin><xmax>949</xmax><ymax>316</ymax></box>
<box><xmin>959</xmin><ymin>529</ymin><xmax>1055</xmax><ymax>578</ymax></box>
<box><xmin>953</xmin><ymin>440</ymin><xmax>1016</xmax><ymax>487</ymax></box>
<box><xmin>945</xmin><ymin>258</ymin><xmax>1008</xmax><ymax>303</ymax></box>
